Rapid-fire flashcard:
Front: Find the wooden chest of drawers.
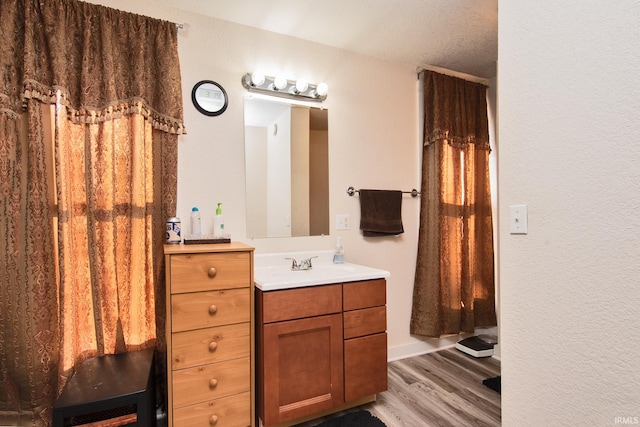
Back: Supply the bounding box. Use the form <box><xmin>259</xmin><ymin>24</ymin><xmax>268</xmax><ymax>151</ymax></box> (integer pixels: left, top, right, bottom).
<box><xmin>165</xmin><ymin>243</ymin><xmax>254</xmax><ymax>427</ymax></box>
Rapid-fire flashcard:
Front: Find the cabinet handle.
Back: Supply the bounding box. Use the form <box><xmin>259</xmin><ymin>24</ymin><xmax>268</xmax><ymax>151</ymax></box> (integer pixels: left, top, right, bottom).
<box><xmin>209</xmin><ymin>415</ymin><xmax>219</xmax><ymax>425</ymax></box>
<box><xmin>208</xmin><ymin>267</ymin><xmax>217</xmax><ymax>278</ymax></box>
<box><xmin>209</xmin><ymin>341</ymin><xmax>218</xmax><ymax>352</ymax></box>
<box><xmin>209</xmin><ymin>378</ymin><xmax>218</xmax><ymax>389</ymax></box>
<box><xmin>208</xmin><ymin>304</ymin><xmax>218</xmax><ymax>315</ymax></box>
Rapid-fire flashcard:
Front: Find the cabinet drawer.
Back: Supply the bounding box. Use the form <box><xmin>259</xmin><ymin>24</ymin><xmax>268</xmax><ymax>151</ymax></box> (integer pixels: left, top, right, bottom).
<box><xmin>343</xmin><ymin>306</ymin><xmax>386</xmax><ymax>339</ymax></box>
<box><xmin>172</xmin><ymin>289</ymin><xmax>250</xmax><ymax>333</ymax></box>
<box><xmin>260</xmin><ymin>284</ymin><xmax>342</xmax><ymax>323</ymax></box>
<box><xmin>172</xmin><ymin>357</ymin><xmax>250</xmax><ymax>408</ymax></box>
<box><xmin>171</xmin><ymin>323</ymin><xmax>250</xmax><ymax>371</ymax></box>
<box><xmin>343</xmin><ymin>279</ymin><xmax>386</xmax><ymax>311</ymax></box>
<box><xmin>344</xmin><ymin>332</ymin><xmax>388</xmax><ymax>402</ymax></box>
<box><xmin>173</xmin><ymin>391</ymin><xmax>251</xmax><ymax>427</ymax></box>
<box><xmin>170</xmin><ymin>252</ymin><xmax>251</xmax><ymax>294</ymax></box>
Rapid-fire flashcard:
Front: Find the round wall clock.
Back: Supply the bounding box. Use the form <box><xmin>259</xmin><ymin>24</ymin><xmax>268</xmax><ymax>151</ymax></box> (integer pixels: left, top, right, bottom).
<box><xmin>191</xmin><ymin>80</ymin><xmax>228</xmax><ymax>116</ymax></box>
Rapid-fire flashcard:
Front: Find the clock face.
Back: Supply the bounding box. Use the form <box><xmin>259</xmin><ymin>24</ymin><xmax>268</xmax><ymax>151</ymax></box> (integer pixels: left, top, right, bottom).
<box><xmin>192</xmin><ymin>80</ymin><xmax>228</xmax><ymax>116</ymax></box>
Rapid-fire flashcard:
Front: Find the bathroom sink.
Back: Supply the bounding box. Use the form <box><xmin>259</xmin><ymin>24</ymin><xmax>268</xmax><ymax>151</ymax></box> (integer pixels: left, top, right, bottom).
<box><xmin>254</xmin><ymin>250</ymin><xmax>390</xmax><ymax>291</ymax></box>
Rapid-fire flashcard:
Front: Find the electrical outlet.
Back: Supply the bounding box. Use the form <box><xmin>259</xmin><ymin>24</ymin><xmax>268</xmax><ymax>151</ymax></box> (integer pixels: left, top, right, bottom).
<box><xmin>336</xmin><ymin>214</ymin><xmax>350</xmax><ymax>230</ymax></box>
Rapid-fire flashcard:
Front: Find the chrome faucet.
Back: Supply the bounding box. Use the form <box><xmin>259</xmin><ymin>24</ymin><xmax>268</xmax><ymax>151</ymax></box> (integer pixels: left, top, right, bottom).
<box><xmin>285</xmin><ymin>256</ymin><xmax>318</xmax><ymax>271</ymax></box>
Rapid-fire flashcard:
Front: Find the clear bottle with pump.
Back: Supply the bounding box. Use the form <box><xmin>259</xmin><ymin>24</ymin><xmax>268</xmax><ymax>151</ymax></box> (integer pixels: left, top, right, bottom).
<box><xmin>214</xmin><ymin>203</ymin><xmax>224</xmax><ymax>237</ymax></box>
<box><xmin>333</xmin><ymin>236</ymin><xmax>345</xmax><ymax>264</ymax></box>
<box><xmin>190</xmin><ymin>207</ymin><xmax>201</xmax><ymax>236</ymax></box>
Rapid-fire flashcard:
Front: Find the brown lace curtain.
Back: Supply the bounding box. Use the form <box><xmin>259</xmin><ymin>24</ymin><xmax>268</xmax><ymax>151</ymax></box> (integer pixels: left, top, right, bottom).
<box><xmin>0</xmin><ymin>0</ymin><xmax>184</xmax><ymax>425</ymax></box>
<box><xmin>5</xmin><ymin>0</ymin><xmax>185</xmax><ymax>133</ymax></box>
<box><xmin>410</xmin><ymin>70</ymin><xmax>496</xmax><ymax>337</ymax></box>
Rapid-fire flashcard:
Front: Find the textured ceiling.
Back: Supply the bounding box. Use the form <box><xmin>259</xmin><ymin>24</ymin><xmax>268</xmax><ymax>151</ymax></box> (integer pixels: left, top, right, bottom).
<box><xmin>156</xmin><ymin>0</ymin><xmax>498</xmax><ymax>79</ymax></box>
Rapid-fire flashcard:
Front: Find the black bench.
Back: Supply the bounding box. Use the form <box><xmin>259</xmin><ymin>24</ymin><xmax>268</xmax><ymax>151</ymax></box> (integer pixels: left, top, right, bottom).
<box><xmin>52</xmin><ymin>348</ymin><xmax>155</xmax><ymax>426</ymax></box>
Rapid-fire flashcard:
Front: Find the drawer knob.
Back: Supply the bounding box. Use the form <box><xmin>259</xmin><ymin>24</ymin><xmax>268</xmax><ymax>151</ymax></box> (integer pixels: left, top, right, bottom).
<box><xmin>208</xmin><ymin>304</ymin><xmax>218</xmax><ymax>315</ymax></box>
<box><xmin>208</xmin><ymin>267</ymin><xmax>217</xmax><ymax>278</ymax></box>
<box><xmin>209</xmin><ymin>341</ymin><xmax>218</xmax><ymax>352</ymax></box>
<box><xmin>209</xmin><ymin>378</ymin><xmax>218</xmax><ymax>389</ymax></box>
<box><xmin>209</xmin><ymin>415</ymin><xmax>219</xmax><ymax>425</ymax></box>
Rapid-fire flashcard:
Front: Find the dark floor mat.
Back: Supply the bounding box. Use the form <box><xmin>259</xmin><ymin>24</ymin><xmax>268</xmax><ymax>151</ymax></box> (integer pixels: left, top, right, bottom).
<box><xmin>483</xmin><ymin>375</ymin><xmax>501</xmax><ymax>394</ymax></box>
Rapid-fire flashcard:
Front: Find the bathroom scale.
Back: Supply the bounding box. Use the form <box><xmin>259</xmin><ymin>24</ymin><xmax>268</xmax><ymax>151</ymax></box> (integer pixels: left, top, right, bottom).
<box><xmin>455</xmin><ymin>335</ymin><xmax>497</xmax><ymax>358</ymax></box>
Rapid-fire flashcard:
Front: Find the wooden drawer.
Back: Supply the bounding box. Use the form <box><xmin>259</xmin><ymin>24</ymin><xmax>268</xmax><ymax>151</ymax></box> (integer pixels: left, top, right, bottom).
<box><xmin>343</xmin><ymin>306</ymin><xmax>386</xmax><ymax>339</ymax></box>
<box><xmin>259</xmin><ymin>284</ymin><xmax>342</xmax><ymax>323</ymax></box>
<box><xmin>173</xmin><ymin>391</ymin><xmax>251</xmax><ymax>427</ymax></box>
<box><xmin>171</xmin><ymin>323</ymin><xmax>250</xmax><ymax>371</ymax></box>
<box><xmin>343</xmin><ymin>279</ymin><xmax>386</xmax><ymax>311</ymax></box>
<box><xmin>172</xmin><ymin>357</ymin><xmax>250</xmax><ymax>408</ymax></box>
<box><xmin>170</xmin><ymin>252</ymin><xmax>251</xmax><ymax>294</ymax></box>
<box><xmin>172</xmin><ymin>289</ymin><xmax>250</xmax><ymax>333</ymax></box>
<box><xmin>344</xmin><ymin>332</ymin><xmax>388</xmax><ymax>402</ymax></box>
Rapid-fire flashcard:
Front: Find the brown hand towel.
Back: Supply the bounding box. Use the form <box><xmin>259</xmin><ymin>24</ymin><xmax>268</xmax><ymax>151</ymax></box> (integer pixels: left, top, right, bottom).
<box><xmin>359</xmin><ymin>189</ymin><xmax>404</xmax><ymax>237</ymax></box>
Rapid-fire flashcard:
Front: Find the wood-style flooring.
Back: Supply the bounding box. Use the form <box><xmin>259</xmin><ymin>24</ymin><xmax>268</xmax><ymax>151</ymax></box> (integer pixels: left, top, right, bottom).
<box><xmin>297</xmin><ymin>347</ymin><xmax>501</xmax><ymax>427</ymax></box>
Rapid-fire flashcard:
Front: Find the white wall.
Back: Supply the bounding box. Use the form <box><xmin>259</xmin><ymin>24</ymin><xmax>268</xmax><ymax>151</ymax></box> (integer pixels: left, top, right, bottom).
<box><xmin>87</xmin><ymin>0</ymin><xmax>462</xmax><ymax>358</ymax></box>
<box><xmin>499</xmin><ymin>2</ymin><xmax>640</xmax><ymax>425</ymax></box>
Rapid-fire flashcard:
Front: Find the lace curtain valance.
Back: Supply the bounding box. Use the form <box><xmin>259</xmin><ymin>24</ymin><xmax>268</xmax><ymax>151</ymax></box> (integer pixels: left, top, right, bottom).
<box><xmin>422</xmin><ymin>70</ymin><xmax>489</xmax><ymax>151</ymax></box>
<box><xmin>0</xmin><ymin>0</ymin><xmax>185</xmax><ymax>134</ymax></box>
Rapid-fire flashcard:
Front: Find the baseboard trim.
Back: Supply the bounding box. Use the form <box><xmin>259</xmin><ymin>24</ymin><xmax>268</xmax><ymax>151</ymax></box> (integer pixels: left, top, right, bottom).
<box><xmin>388</xmin><ymin>335</ymin><xmax>468</xmax><ymax>362</ymax></box>
<box><xmin>388</xmin><ymin>327</ymin><xmax>499</xmax><ymax>362</ymax></box>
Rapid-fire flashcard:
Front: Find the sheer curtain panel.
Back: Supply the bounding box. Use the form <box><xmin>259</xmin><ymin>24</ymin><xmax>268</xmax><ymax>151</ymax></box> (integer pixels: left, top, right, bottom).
<box><xmin>0</xmin><ymin>0</ymin><xmax>184</xmax><ymax>424</ymax></box>
<box><xmin>410</xmin><ymin>70</ymin><xmax>497</xmax><ymax>338</ymax></box>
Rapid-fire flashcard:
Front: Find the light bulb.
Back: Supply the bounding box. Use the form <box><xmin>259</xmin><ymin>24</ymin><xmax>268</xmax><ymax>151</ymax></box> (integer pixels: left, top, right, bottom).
<box><xmin>273</xmin><ymin>76</ymin><xmax>287</xmax><ymax>90</ymax></box>
<box><xmin>295</xmin><ymin>79</ymin><xmax>309</xmax><ymax>93</ymax></box>
<box><xmin>316</xmin><ymin>82</ymin><xmax>329</xmax><ymax>97</ymax></box>
<box><xmin>251</xmin><ymin>72</ymin><xmax>265</xmax><ymax>86</ymax></box>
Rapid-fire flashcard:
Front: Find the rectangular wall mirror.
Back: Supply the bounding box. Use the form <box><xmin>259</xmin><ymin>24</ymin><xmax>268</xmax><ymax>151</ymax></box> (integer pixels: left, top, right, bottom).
<box><xmin>244</xmin><ymin>97</ymin><xmax>329</xmax><ymax>238</ymax></box>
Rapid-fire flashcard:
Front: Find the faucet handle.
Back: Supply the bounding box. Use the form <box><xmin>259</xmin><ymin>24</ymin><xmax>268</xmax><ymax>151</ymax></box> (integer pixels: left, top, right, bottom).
<box><xmin>285</xmin><ymin>257</ymin><xmax>298</xmax><ymax>269</ymax></box>
<box><xmin>306</xmin><ymin>256</ymin><xmax>318</xmax><ymax>268</ymax></box>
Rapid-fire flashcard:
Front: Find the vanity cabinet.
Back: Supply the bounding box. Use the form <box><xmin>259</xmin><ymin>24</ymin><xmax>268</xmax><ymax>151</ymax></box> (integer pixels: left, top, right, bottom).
<box><xmin>256</xmin><ymin>279</ymin><xmax>387</xmax><ymax>427</ymax></box>
<box><xmin>165</xmin><ymin>243</ymin><xmax>255</xmax><ymax>427</ymax></box>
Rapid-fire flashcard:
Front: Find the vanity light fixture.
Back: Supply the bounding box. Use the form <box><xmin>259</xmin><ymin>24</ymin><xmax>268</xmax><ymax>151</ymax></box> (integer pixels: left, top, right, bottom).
<box><xmin>294</xmin><ymin>79</ymin><xmax>308</xmax><ymax>94</ymax></box>
<box><xmin>315</xmin><ymin>82</ymin><xmax>329</xmax><ymax>97</ymax></box>
<box><xmin>273</xmin><ymin>75</ymin><xmax>288</xmax><ymax>91</ymax></box>
<box><xmin>250</xmin><ymin>72</ymin><xmax>265</xmax><ymax>86</ymax></box>
<box><xmin>242</xmin><ymin>72</ymin><xmax>328</xmax><ymax>102</ymax></box>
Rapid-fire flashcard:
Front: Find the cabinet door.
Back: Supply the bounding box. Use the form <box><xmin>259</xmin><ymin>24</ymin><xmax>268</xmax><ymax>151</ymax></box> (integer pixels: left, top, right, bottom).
<box><xmin>262</xmin><ymin>314</ymin><xmax>343</xmax><ymax>426</ymax></box>
<box><xmin>344</xmin><ymin>332</ymin><xmax>388</xmax><ymax>402</ymax></box>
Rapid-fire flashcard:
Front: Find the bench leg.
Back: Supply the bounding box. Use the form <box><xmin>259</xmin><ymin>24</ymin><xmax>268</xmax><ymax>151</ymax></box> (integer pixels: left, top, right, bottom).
<box><xmin>52</xmin><ymin>410</ymin><xmax>65</xmax><ymax>427</ymax></box>
<box><xmin>137</xmin><ymin>361</ymin><xmax>156</xmax><ymax>426</ymax></box>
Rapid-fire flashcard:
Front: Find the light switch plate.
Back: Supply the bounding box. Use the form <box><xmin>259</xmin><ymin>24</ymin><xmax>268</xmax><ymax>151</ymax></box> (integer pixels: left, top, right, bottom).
<box><xmin>509</xmin><ymin>205</ymin><xmax>528</xmax><ymax>234</ymax></box>
<box><xmin>336</xmin><ymin>214</ymin><xmax>350</xmax><ymax>230</ymax></box>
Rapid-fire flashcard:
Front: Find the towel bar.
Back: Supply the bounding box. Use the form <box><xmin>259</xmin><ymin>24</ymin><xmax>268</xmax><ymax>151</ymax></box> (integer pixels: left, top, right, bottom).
<box><xmin>347</xmin><ymin>186</ymin><xmax>420</xmax><ymax>198</ymax></box>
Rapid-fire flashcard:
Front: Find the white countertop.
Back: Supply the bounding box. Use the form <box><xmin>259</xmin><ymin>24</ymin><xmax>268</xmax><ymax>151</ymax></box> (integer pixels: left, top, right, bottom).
<box><xmin>254</xmin><ymin>250</ymin><xmax>390</xmax><ymax>291</ymax></box>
